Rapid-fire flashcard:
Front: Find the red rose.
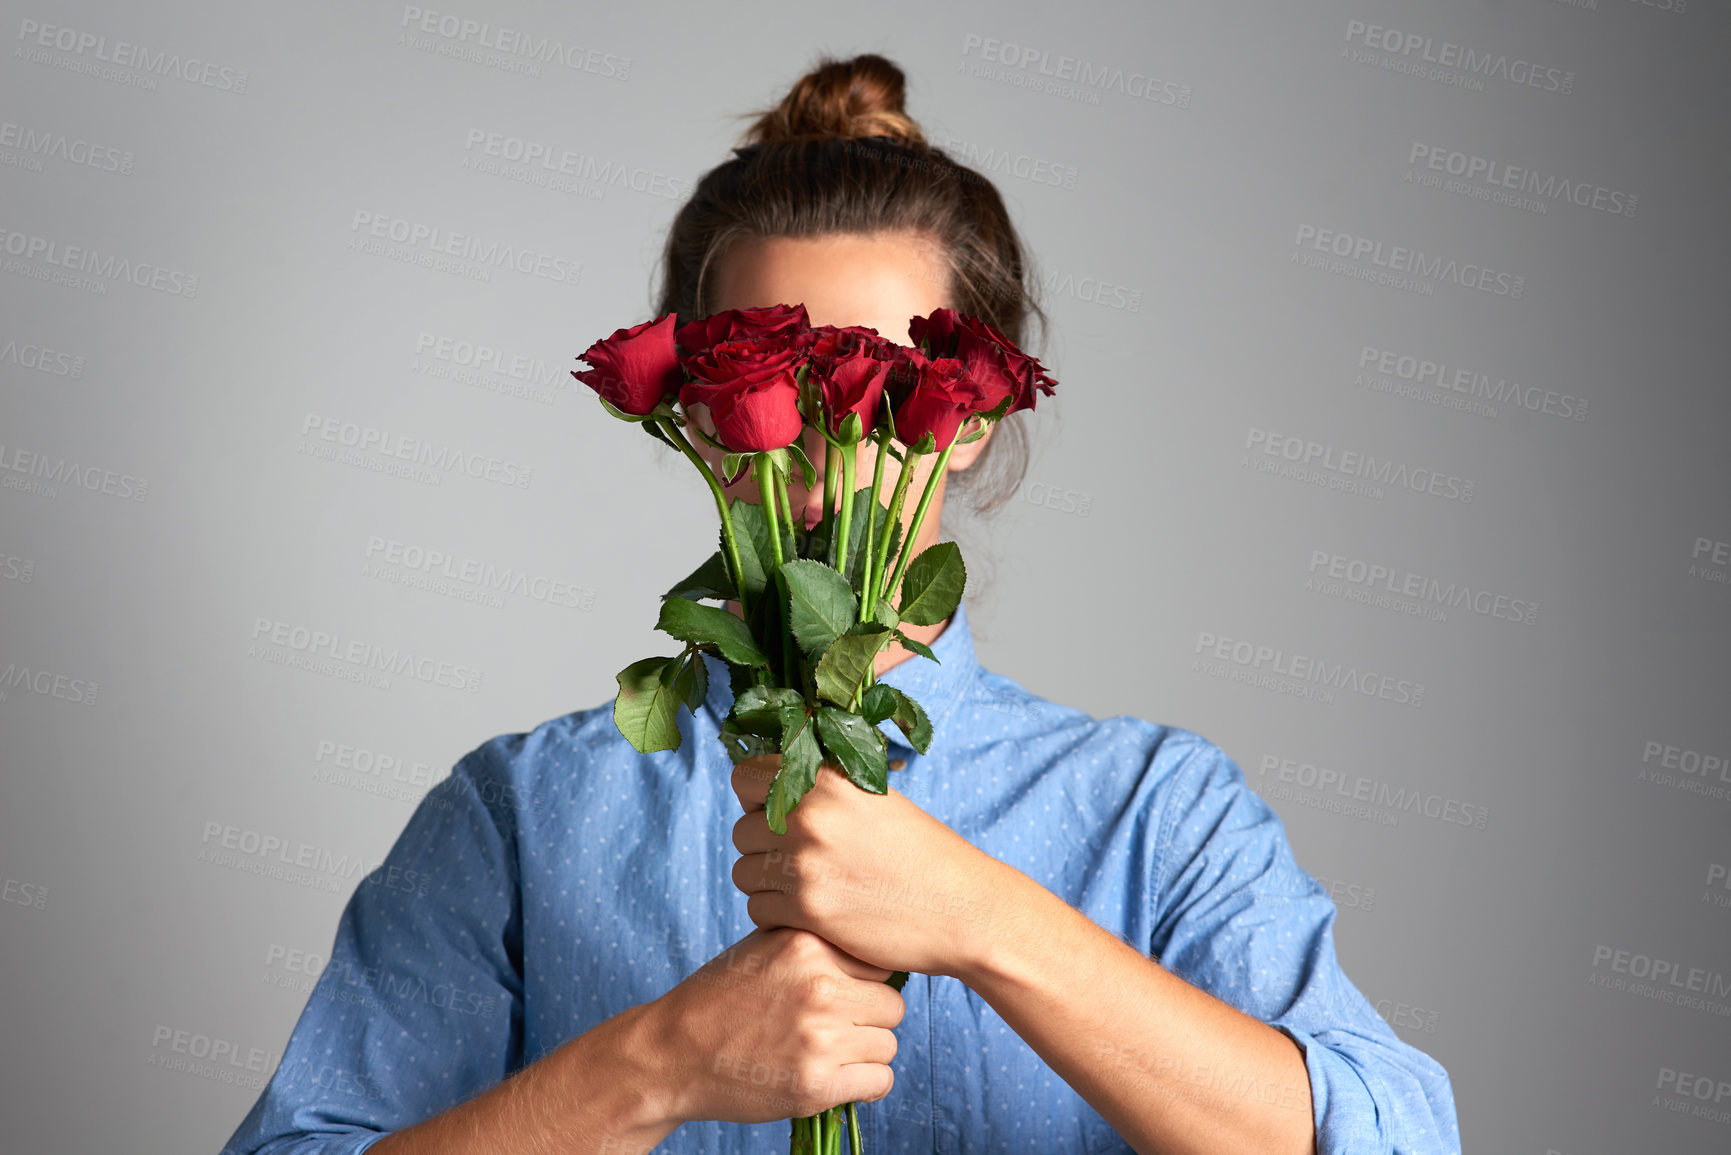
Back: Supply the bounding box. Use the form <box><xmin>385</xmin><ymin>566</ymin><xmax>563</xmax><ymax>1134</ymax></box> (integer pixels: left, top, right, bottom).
<box><xmin>887</xmin><ymin>348</ymin><xmax>985</xmax><ymax>452</ymax></box>
<box><xmin>908</xmin><ymin>308</ymin><xmax>1057</xmax><ymax>415</ymax></box>
<box><xmin>805</xmin><ymin>325</ymin><xmax>893</xmax><ymax>439</ymax></box>
<box><xmin>679</xmin><ymin>336</ymin><xmax>807</xmax><ymax>452</ymax></box>
<box><xmin>571</xmin><ymin>313</ymin><xmax>683</xmax><ymax>416</ymax></box>
<box><xmin>675</xmin><ymin>303</ymin><xmax>810</xmax><ymax>358</ymax></box>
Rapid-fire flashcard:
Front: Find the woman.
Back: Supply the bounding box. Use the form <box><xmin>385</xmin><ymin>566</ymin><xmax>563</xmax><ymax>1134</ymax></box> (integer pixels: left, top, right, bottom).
<box><xmin>225</xmin><ymin>54</ymin><xmax>1459</xmax><ymax>1155</ymax></box>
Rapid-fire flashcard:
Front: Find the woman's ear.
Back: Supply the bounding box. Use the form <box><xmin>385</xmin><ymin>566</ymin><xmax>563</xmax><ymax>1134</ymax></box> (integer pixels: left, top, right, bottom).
<box><xmin>944</xmin><ymin>419</ymin><xmax>995</xmax><ymax>472</ymax></box>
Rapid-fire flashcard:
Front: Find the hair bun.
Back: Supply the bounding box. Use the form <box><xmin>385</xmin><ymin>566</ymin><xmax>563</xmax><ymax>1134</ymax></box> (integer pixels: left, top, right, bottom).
<box><xmin>740</xmin><ymin>53</ymin><xmax>926</xmax><ymax>149</ymax></box>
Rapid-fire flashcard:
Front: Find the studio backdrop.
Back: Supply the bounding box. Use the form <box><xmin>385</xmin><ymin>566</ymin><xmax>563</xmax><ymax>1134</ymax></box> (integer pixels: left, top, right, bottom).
<box><xmin>1</xmin><ymin>2</ymin><xmax>1727</xmax><ymax>1152</ymax></box>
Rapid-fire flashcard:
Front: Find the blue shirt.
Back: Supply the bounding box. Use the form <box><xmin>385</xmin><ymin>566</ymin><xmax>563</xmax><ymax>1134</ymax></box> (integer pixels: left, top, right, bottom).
<box><xmin>223</xmin><ymin>599</ymin><xmax>1459</xmax><ymax>1154</ymax></box>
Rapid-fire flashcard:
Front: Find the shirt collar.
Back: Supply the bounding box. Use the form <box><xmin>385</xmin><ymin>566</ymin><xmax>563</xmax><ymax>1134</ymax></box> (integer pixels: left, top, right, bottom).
<box><xmin>699</xmin><ymin>598</ymin><xmax>980</xmax><ymax>756</ymax></box>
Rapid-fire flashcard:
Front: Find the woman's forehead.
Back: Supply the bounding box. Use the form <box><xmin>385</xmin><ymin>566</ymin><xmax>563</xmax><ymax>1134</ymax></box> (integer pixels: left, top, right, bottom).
<box><xmin>711</xmin><ymin>231</ymin><xmax>950</xmax><ymax>340</ymax></box>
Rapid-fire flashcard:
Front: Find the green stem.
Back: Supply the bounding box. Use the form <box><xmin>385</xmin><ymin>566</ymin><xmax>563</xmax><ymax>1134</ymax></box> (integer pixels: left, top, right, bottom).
<box><xmin>835</xmin><ymin>446</ymin><xmax>857</xmax><ymax>585</ymax></box>
<box><xmin>869</xmin><ymin>446</ymin><xmax>921</xmax><ymax>621</ymax></box>
<box><xmin>823</xmin><ymin>437</ymin><xmax>838</xmax><ymax>566</ymax></box>
<box><xmin>881</xmin><ymin>435</ymin><xmax>958</xmax><ymax>609</ymax></box>
<box><xmin>756</xmin><ymin>458</ymin><xmax>785</xmax><ymax>569</ymax></box>
<box><xmin>858</xmin><ymin>433</ymin><xmax>890</xmax><ymax>621</ymax></box>
<box><xmin>658</xmin><ymin>416</ymin><xmax>750</xmax><ymax>616</ymax></box>
<box><xmin>755</xmin><ymin>457</ymin><xmax>798</xmax><ymax>688</ymax></box>
<box><xmin>773</xmin><ymin>458</ymin><xmax>799</xmax><ymax>560</ymax></box>
<box><xmin>846</xmin><ymin>1102</ymin><xmax>862</xmax><ymax>1152</ymax></box>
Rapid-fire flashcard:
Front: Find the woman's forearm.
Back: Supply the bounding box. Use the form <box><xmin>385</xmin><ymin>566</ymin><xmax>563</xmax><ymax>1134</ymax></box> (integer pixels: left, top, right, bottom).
<box><xmin>369</xmin><ymin>999</ymin><xmax>681</xmax><ymax>1155</ymax></box>
<box><xmin>952</xmin><ymin>863</ymin><xmax>1317</xmax><ymax>1155</ymax></box>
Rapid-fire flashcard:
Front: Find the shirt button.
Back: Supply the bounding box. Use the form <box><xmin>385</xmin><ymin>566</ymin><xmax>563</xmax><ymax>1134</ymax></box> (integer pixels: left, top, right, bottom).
<box><xmin>889</xmin><ymin>758</ymin><xmax>907</xmax><ymax>771</ymax></box>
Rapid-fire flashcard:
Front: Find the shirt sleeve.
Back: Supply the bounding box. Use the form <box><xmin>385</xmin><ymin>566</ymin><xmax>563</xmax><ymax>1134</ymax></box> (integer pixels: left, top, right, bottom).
<box><xmin>221</xmin><ymin>740</ymin><xmax>526</xmax><ymax>1154</ymax></box>
<box><xmin>1146</xmin><ymin>733</ymin><xmax>1461</xmax><ymax>1155</ymax></box>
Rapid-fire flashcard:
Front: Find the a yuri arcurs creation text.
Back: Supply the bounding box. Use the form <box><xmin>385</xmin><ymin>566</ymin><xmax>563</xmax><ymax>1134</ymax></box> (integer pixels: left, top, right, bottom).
<box><xmin>572</xmin><ymin>301</ymin><xmax>1056</xmax><ymax>1155</ymax></box>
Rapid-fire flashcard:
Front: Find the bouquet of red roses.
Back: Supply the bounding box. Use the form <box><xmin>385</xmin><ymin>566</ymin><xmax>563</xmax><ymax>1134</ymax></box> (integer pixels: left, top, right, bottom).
<box><xmin>573</xmin><ymin>302</ymin><xmax>1055</xmax><ymax>1153</ymax></box>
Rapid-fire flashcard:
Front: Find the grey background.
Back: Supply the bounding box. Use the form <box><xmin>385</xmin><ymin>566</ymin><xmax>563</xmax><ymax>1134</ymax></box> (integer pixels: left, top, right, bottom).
<box><xmin>2</xmin><ymin>1</ymin><xmax>1728</xmax><ymax>1152</ymax></box>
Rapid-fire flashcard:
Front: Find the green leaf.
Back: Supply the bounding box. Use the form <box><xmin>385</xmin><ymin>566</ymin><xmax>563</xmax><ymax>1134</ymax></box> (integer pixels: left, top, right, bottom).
<box><xmin>814</xmin><ymin>625</ymin><xmax>893</xmax><ymax>708</ymax></box>
<box><xmin>656</xmin><ymin>597</ymin><xmax>769</xmax><ymax>667</ymax></box>
<box><xmin>802</xmin><ymin>486</ymin><xmax>902</xmax><ymax>594</ymax></box>
<box><xmin>767</xmin><ymin>706</ymin><xmax>822</xmax><ymax>835</ymax></box>
<box><xmin>641</xmin><ymin>417</ymin><xmax>679</xmax><ymax>449</ymax></box>
<box><xmin>613</xmin><ymin>656</ymin><xmax>685</xmax><ymax>753</ymax></box>
<box><xmin>726</xmin><ymin>498</ymin><xmax>769</xmax><ymax>597</ymax></box>
<box><xmin>785</xmin><ymin>439</ymin><xmax>817</xmax><ymax>491</ymax></box>
<box><xmin>730</xmin><ymin>685</ymin><xmax>805</xmax><ymax>735</ymax></box>
<box><xmin>896</xmin><ymin>542</ymin><xmax>965</xmax><ymax>626</ymax></box>
<box><xmin>780</xmin><ymin>559</ymin><xmax>859</xmax><ymax>656</ymax></box>
<box><xmin>758</xmin><ymin>446</ymin><xmax>789</xmax><ymax>480</ymax></box>
<box><xmin>886</xmin><ymin>970</ymin><xmax>910</xmax><ymax>992</ymax></box>
<box><xmin>721</xmin><ymin>452</ymin><xmax>751</xmax><ymax>485</ymax></box>
<box><xmin>676</xmin><ymin>647</ymin><xmax>708</xmax><ymax>711</ymax></box>
<box><xmin>596</xmin><ymin>394</ymin><xmax>653</xmax><ymax>423</ymax></box>
<box><xmin>666</xmin><ymin>551</ymin><xmax>734</xmax><ymax>601</ymax></box>
<box><xmin>884</xmin><ymin>686</ymin><xmax>933</xmax><ymax>754</ymax></box>
<box><xmin>894</xmin><ymin>630</ymin><xmax>938</xmax><ymax>663</ymax></box>
<box><xmin>859</xmin><ymin>683</ymin><xmax>897</xmax><ymax>726</ymax></box>
<box><xmin>871</xmin><ymin>599</ymin><xmax>900</xmax><ymax>630</ymax></box>
<box><xmin>718</xmin><ymin>719</ymin><xmax>774</xmax><ymax>765</ymax></box>
<box><xmin>815</xmin><ymin>707</ymin><xmax>889</xmax><ymax>795</ymax></box>
<box><xmin>845</xmin><ymin>491</ymin><xmax>900</xmax><ymax>597</ymax></box>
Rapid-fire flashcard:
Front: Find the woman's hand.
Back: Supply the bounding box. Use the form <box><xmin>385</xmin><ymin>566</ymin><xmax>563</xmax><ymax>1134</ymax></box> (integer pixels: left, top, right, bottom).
<box><xmin>651</xmin><ymin>926</ymin><xmax>904</xmax><ymax>1126</ymax></box>
<box><xmin>730</xmin><ymin>754</ymin><xmax>1007</xmax><ymax>977</ymax></box>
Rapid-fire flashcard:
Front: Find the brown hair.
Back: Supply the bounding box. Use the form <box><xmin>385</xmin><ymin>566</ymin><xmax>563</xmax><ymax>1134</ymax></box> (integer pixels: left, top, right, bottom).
<box><xmin>653</xmin><ymin>52</ymin><xmax>1050</xmax><ymax>517</ymax></box>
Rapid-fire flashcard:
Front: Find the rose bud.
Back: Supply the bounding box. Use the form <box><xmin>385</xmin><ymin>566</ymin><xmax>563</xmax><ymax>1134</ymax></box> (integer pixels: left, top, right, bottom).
<box><xmin>571</xmin><ymin>313</ymin><xmax>683</xmax><ymax>416</ymax></box>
